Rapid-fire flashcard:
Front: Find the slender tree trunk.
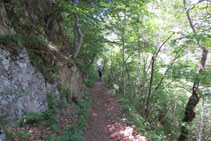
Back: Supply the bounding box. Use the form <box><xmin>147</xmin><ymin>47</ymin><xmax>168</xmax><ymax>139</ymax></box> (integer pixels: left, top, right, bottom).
<box><xmin>140</xmin><ymin>56</ymin><xmax>148</xmax><ymax>91</ymax></box>
<box><xmin>125</xmin><ymin>65</ymin><xmax>132</xmax><ymax>94</ymax></box>
<box><xmin>109</xmin><ymin>48</ymin><xmax>113</xmax><ymax>83</ymax></box>
<box><xmin>154</xmin><ymin>48</ymin><xmax>182</xmax><ymax>93</ymax></box>
<box><xmin>179</xmin><ymin>1</ymin><xmax>208</xmax><ymax>140</ymax></box>
<box><xmin>73</xmin><ymin>13</ymin><xmax>83</xmax><ymax>58</ymax></box>
<box><xmin>197</xmin><ymin>98</ymin><xmax>205</xmax><ymax>141</ymax></box>
<box><xmin>122</xmin><ymin>13</ymin><xmax>126</xmax><ymax>94</ymax></box>
<box><xmin>145</xmin><ymin>56</ymin><xmax>155</xmax><ymax>121</ymax></box>
<box><xmin>144</xmin><ymin>34</ymin><xmax>173</xmax><ymax>120</ymax></box>
<box><xmin>141</xmin><ymin>34</ymin><xmax>172</xmax><ymax>94</ymax></box>
<box><xmin>135</xmin><ymin>49</ymin><xmax>141</xmax><ymax>98</ymax></box>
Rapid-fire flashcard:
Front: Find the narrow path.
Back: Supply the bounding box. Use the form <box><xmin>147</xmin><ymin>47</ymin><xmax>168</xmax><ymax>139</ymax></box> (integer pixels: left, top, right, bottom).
<box><xmin>85</xmin><ymin>81</ymin><xmax>147</xmax><ymax>141</ymax></box>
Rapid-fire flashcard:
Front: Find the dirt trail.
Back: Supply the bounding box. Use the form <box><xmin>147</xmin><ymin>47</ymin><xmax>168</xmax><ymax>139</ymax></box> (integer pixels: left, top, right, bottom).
<box><xmin>85</xmin><ymin>81</ymin><xmax>147</xmax><ymax>141</ymax></box>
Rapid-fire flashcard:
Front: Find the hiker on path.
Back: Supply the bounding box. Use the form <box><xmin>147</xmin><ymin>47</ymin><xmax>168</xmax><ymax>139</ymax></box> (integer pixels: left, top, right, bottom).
<box><xmin>98</xmin><ymin>66</ymin><xmax>102</xmax><ymax>81</ymax></box>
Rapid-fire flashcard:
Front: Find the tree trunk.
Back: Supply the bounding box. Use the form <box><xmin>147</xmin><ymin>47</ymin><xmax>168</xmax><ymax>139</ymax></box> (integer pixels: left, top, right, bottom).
<box><xmin>140</xmin><ymin>56</ymin><xmax>148</xmax><ymax>92</ymax></box>
<box><xmin>122</xmin><ymin>13</ymin><xmax>126</xmax><ymax>94</ymax></box>
<box><xmin>72</xmin><ymin>13</ymin><xmax>83</xmax><ymax>58</ymax></box>
<box><xmin>145</xmin><ymin>56</ymin><xmax>155</xmax><ymax>121</ymax></box>
<box><xmin>125</xmin><ymin>65</ymin><xmax>132</xmax><ymax>94</ymax></box>
<box><xmin>109</xmin><ymin>48</ymin><xmax>113</xmax><ymax>83</ymax></box>
<box><xmin>197</xmin><ymin>98</ymin><xmax>205</xmax><ymax>141</ymax></box>
<box><xmin>179</xmin><ymin>1</ymin><xmax>208</xmax><ymax>140</ymax></box>
<box><xmin>135</xmin><ymin>49</ymin><xmax>141</xmax><ymax>98</ymax></box>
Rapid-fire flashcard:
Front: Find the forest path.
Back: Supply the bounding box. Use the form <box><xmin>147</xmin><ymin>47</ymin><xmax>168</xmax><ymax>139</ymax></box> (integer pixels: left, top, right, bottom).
<box><xmin>85</xmin><ymin>81</ymin><xmax>147</xmax><ymax>141</ymax></box>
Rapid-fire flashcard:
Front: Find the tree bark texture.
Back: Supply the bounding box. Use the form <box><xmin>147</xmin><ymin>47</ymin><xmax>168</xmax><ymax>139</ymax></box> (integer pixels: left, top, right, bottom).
<box><xmin>135</xmin><ymin>49</ymin><xmax>141</xmax><ymax>98</ymax></box>
<box><xmin>122</xmin><ymin>13</ymin><xmax>126</xmax><ymax>95</ymax></box>
<box><xmin>197</xmin><ymin>99</ymin><xmax>205</xmax><ymax>141</ymax></box>
<box><xmin>179</xmin><ymin>1</ymin><xmax>208</xmax><ymax>140</ymax></box>
<box><xmin>73</xmin><ymin>13</ymin><xmax>83</xmax><ymax>58</ymax></box>
<box><xmin>145</xmin><ymin>56</ymin><xmax>155</xmax><ymax>121</ymax></box>
<box><xmin>125</xmin><ymin>65</ymin><xmax>132</xmax><ymax>94</ymax></box>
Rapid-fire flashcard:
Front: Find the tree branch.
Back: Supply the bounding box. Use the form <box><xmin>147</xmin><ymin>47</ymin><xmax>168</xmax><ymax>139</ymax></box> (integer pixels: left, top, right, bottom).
<box><xmin>155</xmin><ymin>34</ymin><xmax>173</xmax><ymax>57</ymax></box>
<box><xmin>188</xmin><ymin>0</ymin><xmax>210</xmax><ymax>11</ymax></box>
<box><xmin>153</xmin><ymin>49</ymin><xmax>182</xmax><ymax>93</ymax></box>
<box><xmin>124</xmin><ymin>50</ymin><xmax>136</xmax><ymax>63</ymax></box>
<box><xmin>73</xmin><ymin>13</ymin><xmax>84</xmax><ymax>58</ymax></box>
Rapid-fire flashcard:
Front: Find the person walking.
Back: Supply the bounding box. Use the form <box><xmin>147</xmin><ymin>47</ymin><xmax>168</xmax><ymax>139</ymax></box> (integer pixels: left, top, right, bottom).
<box><xmin>98</xmin><ymin>66</ymin><xmax>102</xmax><ymax>81</ymax></box>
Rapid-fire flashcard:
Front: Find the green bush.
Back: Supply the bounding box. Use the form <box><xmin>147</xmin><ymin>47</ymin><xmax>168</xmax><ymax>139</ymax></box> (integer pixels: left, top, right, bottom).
<box><xmin>58</xmin><ymin>85</ymin><xmax>70</xmax><ymax>107</ymax></box>
<box><xmin>83</xmin><ymin>66</ymin><xmax>98</xmax><ymax>88</ymax></box>
<box><xmin>17</xmin><ymin>130</ymin><xmax>29</xmax><ymax>139</ymax></box>
<box><xmin>22</xmin><ymin>112</ymin><xmax>44</xmax><ymax>126</ymax></box>
<box><xmin>47</xmin><ymin>88</ymin><xmax>58</xmax><ymax>113</ymax></box>
<box><xmin>41</xmin><ymin>109</ymin><xmax>57</xmax><ymax>123</ymax></box>
<box><xmin>42</xmin><ymin>134</ymin><xmax>56</xmax><ymax>141</ymax></box>
<box><xmin>22</xmin><ymin>34</ymin><xmax>48</xmax><ymax>48</ymax></box>
<box><xmin>57</xmin><ymin>92</ymin><xmax>91</xmax><ymax>141</ymax></box>
<box><xmin>0</xmin><ymin>34</ymin><xmax>22</xmax><ymax>45</ymax></box>
<box><xmin>50</xmin><ymin>124</ymin><xmax>61</xmax><ymax>134</ymax></box>
<box><xmin>0</xmin><ymin>115</ymin><xmax>14</xmax><ymax>139</ymax></box>
<box><xmin>116</xmin><ymin>93</ymin><xmax>165</xmax><ymax>140</ymax></box>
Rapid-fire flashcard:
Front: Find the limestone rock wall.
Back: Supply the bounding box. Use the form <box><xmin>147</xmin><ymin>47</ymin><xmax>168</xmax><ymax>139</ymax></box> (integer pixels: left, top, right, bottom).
<box><xmin>59</xmin><ymin>66</ymin><xmax>85</xmax><ymax>98</ymax></box>
<box><xmin>0</xmin><ymin>46</ymin><xmax>60</xmax><ymax>121</ymax></box>
<box><xmin>0</xmin><ymin>0</ymin><xmax>85</xmax><ymax>122</ymax></box>
<box><xmin>0</xmin><ymin>45</ymin><xmax>85</xmax><ymax>121</ymax></box>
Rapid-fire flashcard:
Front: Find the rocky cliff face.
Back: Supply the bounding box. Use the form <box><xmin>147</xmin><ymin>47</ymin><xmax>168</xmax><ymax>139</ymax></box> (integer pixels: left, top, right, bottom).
<box><xmin>0</xmin><ymin>1</ymin><xmax>85</xmax><ymax>122</ymax></box>
<box><xmin>0</xmin><ymin>45</ymin><xmax>60</xmax><ymax>121</ymax></box>
<box><xmin>59</xmin><ymin>66</ymin><xmax>85</xmax><ymax>98</ymax></box>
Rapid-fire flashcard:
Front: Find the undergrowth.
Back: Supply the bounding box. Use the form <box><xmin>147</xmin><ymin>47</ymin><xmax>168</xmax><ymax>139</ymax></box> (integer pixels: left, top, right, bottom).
<box><xmin>115</xmin><ymin>92</ymin><xmax>166</xmax><ymax>140</ymax></box>
<box><xmin>5</xmin><ymin>89</ymin><xmax>92</xmax><ymax>141</ymax></box>
<box><xmin>54</xmin><ymin>92</ymin><xmax>92</xmax><ymax>141</ymax></box>
<box><xmin>83</xmin><ymin>65</ymin><xmax>98</xmax><ymax>88</ymax></box>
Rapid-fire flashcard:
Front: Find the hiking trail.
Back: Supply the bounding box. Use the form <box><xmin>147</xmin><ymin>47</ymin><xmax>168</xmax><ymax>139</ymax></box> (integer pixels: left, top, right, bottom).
<box><xmin>85</xmin><ymin>81</ymin><xmax>148</xmax><ymax>141</ymax></box>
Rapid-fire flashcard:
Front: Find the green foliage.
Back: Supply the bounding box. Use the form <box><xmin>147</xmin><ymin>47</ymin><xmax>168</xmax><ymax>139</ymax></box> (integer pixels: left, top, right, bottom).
<box><xmin>22</xmin><ymin>112</ymin><xmax>44</xmax><ymax>126</ymax></box>
<box><xmin>27</xmin><ymin>49</ymin><xmax>43</xmax><ymax>66</ymax></box>
<box><xmin>23</xmin><ymin>34</ymin><xmax>48</xmax><ymax>49</ymax></box>
<box><xmin>76</xmin><ymin>93</ymin><xmax>91</xmax><ymax>131</ymax></box>
<box><xmin>0</xmin><ymin>115</ymin><xmax>13</xmax><ymax>139</ymax></box>
<box><xmin>1</xmin><ymin>0</ymin><xmax>210</xmax><ymax>140</ymax></box>
<box><xmin>21</xmin><ymin>109</ymin><xmax>57</xmax><ymax>127</ymax></box>
<box><xmin>42</xmin><ymin>134</ymin><xmax>56</xmax><ymax>141</ymax></box>
<box><xmin>0</xmin><ymin>34</ymin><xmax>22</xmax><ymax>45</ymax></box>
<box><xmin>56</xmin><ymin>92</ymin><xmax>91</xmax><ymax>141</ymax></box>
<box><xmin>17</xmin><ymin>130</ymin><xmax>29</xmax><ymax>139</ymax></box>
<box><xmin>116</xmin><ymin>94</ymin><xmax>165</xmax><ymax>140</ymax></box>
<box><xmin>41</xmin><ymin>109</ymin><xmax>57</xmax><ymax>123</ymax></box>
<box><xmin>103</xmin><ymin>73</ymin><xmax>113</xmax><ymax>89</ymax></box>
<box><xmin>83</xmin><ymin>66</ymin><xmax>98</xmax><ymax>88</ymax></box>
<box><xmin>50</xmin><ymin>124</ymin><xmax>61</xmax><ymax>134</ymax></box>
<box><xmin>58</xmin><ymin>85</ymin><xmax>70</xmax><ymax>108</ymax></box>
<box><xmin>47</xmin><ymin>88</ymin><xmax>59</xmax><ymax>113</ymax></box>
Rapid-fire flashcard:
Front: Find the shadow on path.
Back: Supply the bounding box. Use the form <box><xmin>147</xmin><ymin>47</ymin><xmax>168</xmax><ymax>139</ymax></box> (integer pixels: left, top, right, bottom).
<box><xmin>85</xmin><ymin>81</ymin><xmax>148</xmax><ymax>141</ymax></box>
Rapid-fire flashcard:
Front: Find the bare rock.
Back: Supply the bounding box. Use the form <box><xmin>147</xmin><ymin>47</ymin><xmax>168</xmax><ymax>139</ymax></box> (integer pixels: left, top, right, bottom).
<box><xmin>0</xmin><ymin>46</ymin><xmax>60</xmax><ymax>121</ymax></box>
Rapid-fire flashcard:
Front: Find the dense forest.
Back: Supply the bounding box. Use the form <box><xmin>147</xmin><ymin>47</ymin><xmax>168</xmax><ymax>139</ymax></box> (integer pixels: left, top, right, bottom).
<box><xmin>0</xmin><ymin>0</ymin><xmax>210</xmax><ymax>140</ymax></box>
